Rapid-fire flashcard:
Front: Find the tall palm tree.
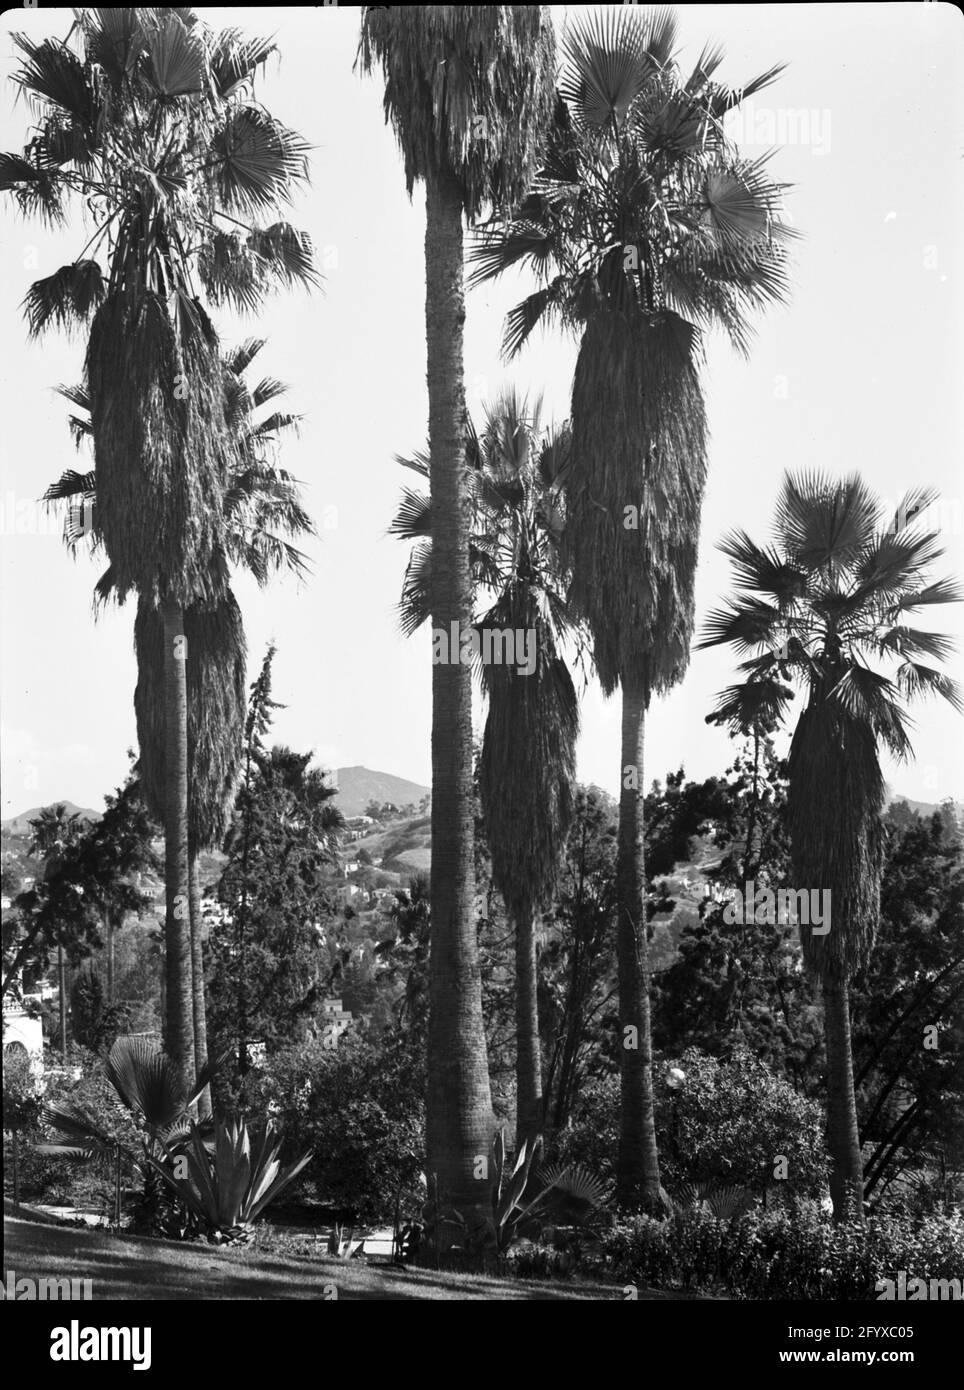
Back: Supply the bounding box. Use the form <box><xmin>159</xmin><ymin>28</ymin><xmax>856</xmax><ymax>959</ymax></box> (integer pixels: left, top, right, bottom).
<box><xmin>701</xmin><ymin>472</ymin><xmax>962</xmax><ymax>1219</ymax></box>
<box><xmin>3</xmin><ymin>8</ymin><xmax>316</xmax><ymax>1090</ymax></box>
<box><xmin>358</xmin><ymin>6</ymin><xmax>557</xmax><ymax>1238</ymax></box>
<box><xmin>392</xmin><ymin>391</ymin><xmax>580</xmax><ymax>1150</ymax></box>
<box><xmin>469</xmin><ymin>6</ymin><xmax>794</xmax><ymax>1210</ymax></box>
<box><xmin>45</xmin><ymin>343</ymin><xmax>312</xmax><ymax>1116</ymax></box>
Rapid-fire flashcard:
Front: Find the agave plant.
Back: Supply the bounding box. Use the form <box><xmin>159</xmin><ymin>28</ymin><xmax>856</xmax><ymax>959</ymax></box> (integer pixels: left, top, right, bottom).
<box><xmin>427</xmin><ymin>1128</ymin><xmax>611</xmax><ymax>1259</ymax></box>
<box><xmin>146</xmin><ymin>1113</ymin><xmax>312</xmax><ymax>1245</ymax></box>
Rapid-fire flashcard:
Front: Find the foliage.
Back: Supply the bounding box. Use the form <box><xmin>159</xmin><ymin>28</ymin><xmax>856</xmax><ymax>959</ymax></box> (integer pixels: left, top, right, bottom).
<box><xmin>15</xmin><ymin>1045</ymin><xmax>139</xmax><ymax>1207</ymax></box>
<box><xmin>249</xmin><ymin>1029</ymin><xmax>425</xmax><ymax>1224</ymax></box>
<box><xmin>2</xmin><ymin>1046</ymin><xmax>43</xmax><ymax>1135</ymax></box>
<box><xmin>853</xmin><ymin>807</ymin><xmax>964</xmax><ymax>1207</ymax></box>
<box><xmin>604</xmin><ymin>1204</ymin><xmax>964</xmax><ymax>1299</ymax></box>
<box><xmin>206</xmin><ymin>646</ymin><xmax>344</xmax><ymax>1092</ymax></box>
<box><xmin>70</xmin><ymin>965</ymin><xmax>130</xmax><ymax>1052</ymax></box>
<box><xmin>540</xmin><ymin>787</ymin><xmax>619</xmax><ymax>1130</ymax></box>
<box><xmin>358</xmin><ymin>6</ymin><xmax>556</xmax><ymax>223</ymax></box>
<box><xmin>552</xmin><ymin>1051</ymin><xmax>826</xmax><ymax>1201</ymax></box>
<box><xmin>652</xmin><ymin>743</ymin><xmax>825</xmax><ymax>1088</ymax></box>
<box><xmin>2</xmin><ymin>777</ymin><xmax>158</xmax><ymax>1001</ymax></box>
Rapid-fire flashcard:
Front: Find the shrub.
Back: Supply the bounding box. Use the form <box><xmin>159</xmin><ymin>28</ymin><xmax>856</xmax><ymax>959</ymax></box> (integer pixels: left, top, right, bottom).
<box><xmin>551</xmin><ymin>1048</ymin><xmax>826</xmax><ymax>1201</ymax></box>
<box><xmin>249</xmin><ymin>1029</ymin><xmax>425</xmax><ymax>1223</ymax></box>
<box><xmin>604</xmin><ymin>1203</ymin><xmax>964</xmax><ymax>1299</ymax></box>
<box><xmin>3</xmin><ymin>1047</ymin><xmax>44</xmax><ymax>1206</ymax></box>
<box><xmin>7</xmin><ymin>1046</ymin><xmax>137</xmax><ymax>1208</ymax></box>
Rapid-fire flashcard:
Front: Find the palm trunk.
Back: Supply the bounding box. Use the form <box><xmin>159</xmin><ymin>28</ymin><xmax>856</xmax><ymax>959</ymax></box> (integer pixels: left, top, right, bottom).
<box><xmin>515</xmin><ymin>911</ymin><xmax>543</xmax><ymax>1150</ymax></box>
<box><xmin>822</xmin><ymin>974</ymin><xmax>864</xmax><ymax>1221</ymax></box>
<box><xmin>58</xmin><ymin>944</ymin><xmax>68</xmax><ymax>1064</ymax></box>
<box><xmin>188</xmin><ymin>836</ymin><xmax>212</xmax><ymax>1120</ymax></box>
<box><xmin>162</xmin><ymin>597</ymin><xmax>195</xmax><ymax>1094</ymax></box>
<box><xmin>615</xmin><ymin>676</ymin><xmax>665</xmax><ymax>1212</ymax></box>
<box><xmin>424</xmin><ymin>165</ymin><xmax>494</xmax><ymax>1241</ymax></box>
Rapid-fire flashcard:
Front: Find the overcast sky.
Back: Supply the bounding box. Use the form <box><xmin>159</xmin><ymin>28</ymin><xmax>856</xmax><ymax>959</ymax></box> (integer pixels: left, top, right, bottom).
<box><xmin>1</xmin><ymin>3</ymin><xmax>962</xmax><ymax>820</ymax></box>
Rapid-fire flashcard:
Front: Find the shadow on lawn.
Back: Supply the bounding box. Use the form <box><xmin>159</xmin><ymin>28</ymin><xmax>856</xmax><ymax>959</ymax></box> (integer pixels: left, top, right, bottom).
<box><xmin>3</xmin><ymin>1216</ymin><xmax>637</xmax><ymax>1300</ymax></box>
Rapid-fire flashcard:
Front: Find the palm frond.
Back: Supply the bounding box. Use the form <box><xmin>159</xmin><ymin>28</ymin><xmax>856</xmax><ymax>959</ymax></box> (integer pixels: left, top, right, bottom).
<box><xmin>208</xmin><ymin>28</ymin><xmax>277</xmax><ymax>99</ymax></box>
<box><xmin>212</xmin><ymin>108</ymin><xmax>311</xmax><ymax>215</ymax></box>
<box><xmin>22</xmin><ymin>260</ymin><xmax>105</xmax><ymax>338</ymax></box>
<box><xmin>144</xmin><ymin>11</ymin><xmax>207</xmax><ymax>97</ymax></box>
<box><xmin>776</xmin><ymin>470</ymin><xmax>878</xmax><ymax>572</ymax></box>
<box><xmin>706</xmin><ymin>677</ymin><xmax>794</xmax><ymax>735</ymax></box>
<box><xmin>895</xmin><ymin>662</ymin><xmax>963</xmax><ymax>715</ymax></box>
<box><xmin>42</xmin><ymin>468</ymin><xmax>95</xmax><ymax>503</ymax></box>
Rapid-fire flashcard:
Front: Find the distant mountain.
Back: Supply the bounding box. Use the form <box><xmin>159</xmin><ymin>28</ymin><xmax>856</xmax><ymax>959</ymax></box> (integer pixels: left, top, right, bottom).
<box><xmin>1</xmin><ymin>801</ymin><xmax>101</xmax><ymax>836</ymax></box>
<box><xmin>327</xmin><ymin>766</ymin><xmax>430</xmax><ymax>819</ymax></box>
<box><xmin>885</xmin><ymin>788</ymin><xmax>962</xmax><ymax>824</ymax></box>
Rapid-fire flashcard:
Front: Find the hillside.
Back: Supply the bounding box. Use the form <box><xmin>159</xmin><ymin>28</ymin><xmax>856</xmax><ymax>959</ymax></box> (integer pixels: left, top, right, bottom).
<box><xmin>1</xmin><ymin>801</ymin><xmax>100</xmax><ymax>836</ymax></box>
<box><xmin>885</xmin><ymin>790</ymin><xmax>962</xmax><ymax>824</ymax></box>
<box><xmin>328</xmin><ymin>766</ymin><xmax>429</xmax><ymax>819</ymax></box>
<box><xmin>353</xmin><ymin>815</ymin><xmax>432</xmax><ymax>876</ymax></box>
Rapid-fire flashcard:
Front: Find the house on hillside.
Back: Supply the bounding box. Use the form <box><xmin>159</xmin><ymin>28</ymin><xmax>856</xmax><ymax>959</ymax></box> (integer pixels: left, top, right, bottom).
<box><xmin>317</xmin><ymin>998</ymin><xmax>352</xmax><ymax>1049</ymax></box>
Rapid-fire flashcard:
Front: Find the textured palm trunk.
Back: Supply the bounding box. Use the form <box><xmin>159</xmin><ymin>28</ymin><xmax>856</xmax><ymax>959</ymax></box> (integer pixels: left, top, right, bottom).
<box><xmin>424</xmin><ymin>166</ymin><xmax>494</xmax><ymax>1241</ymax></box>
<box><xmin>615</xmin><ymin>676</ymin><xmax>665</xmax><ymax>1212</ymax></box>
<box><xmin>188</xmin><ymin>836</ymin><xmax>212</xmax><ymax>1120</ymax></box>
<box><xmin>823</xmin><ymin>975</ymin><xmax>864</xmax><ymax>1221</ymax></box>
<box><xmin>515</xmin><ymin>911</ymin><xmax>543</xmax><ymax>1150</ymax></box>
<box><xmin>161</xmin><ymin>597</ymin><xmax>195</xmax><ymax>1094</ymax></box>
<box><xmin>58</xmin><ymin>943</ymin><xmax>67</xmax><ymax>1064</ymax></box>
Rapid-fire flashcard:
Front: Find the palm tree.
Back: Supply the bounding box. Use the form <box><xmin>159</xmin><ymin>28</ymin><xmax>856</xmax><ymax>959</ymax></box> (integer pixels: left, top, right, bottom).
<box><xmin>469</xmin><ymin>6</ymin><xmax>794</xmax><ymax>1210</ymax></box>
<box><xmin>45</xmin><ymin>342</ymin><xmax>312</xmax><ymax>1116</ymax></box>
<box><xmin>700</xmin><ymin>472</ymin><xmax>962</xmax><ymax>1219</ymax></box>
<box><xmin>358</xmin><ymin>6</ymin><xmax>557</xmax><ymax>1239</ymax></box>
<box><xmin>392</xmin><ymin>391</ymin><xmax>580</xmax><ymax>1150</ymax></box>
<box><xmin>4</xmin><ymin>9</ymin><xmax>316</xmax><ymax>1092</ymax></box>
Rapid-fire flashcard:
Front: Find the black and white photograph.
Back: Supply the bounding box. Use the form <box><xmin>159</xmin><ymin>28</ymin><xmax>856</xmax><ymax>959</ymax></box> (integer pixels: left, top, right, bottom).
<box><xmin>1</xmin><ymin>1</ymin><xmax>962</xmax><ymax>1340</ymax></box>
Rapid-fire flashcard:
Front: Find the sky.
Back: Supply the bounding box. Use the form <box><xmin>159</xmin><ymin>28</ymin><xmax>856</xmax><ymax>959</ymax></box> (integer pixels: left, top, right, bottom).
<box><xmin>1</xmin><ymin>3</ymin><xmax>963</xmax><ymax>821</ymax></box>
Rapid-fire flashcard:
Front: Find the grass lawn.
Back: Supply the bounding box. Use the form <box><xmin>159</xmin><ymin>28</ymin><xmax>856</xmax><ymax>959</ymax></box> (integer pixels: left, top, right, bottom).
<box><xmin>2</xmin><ymin>1212</ymin><xmax>704</xmax><ymax>1301</ymax></box>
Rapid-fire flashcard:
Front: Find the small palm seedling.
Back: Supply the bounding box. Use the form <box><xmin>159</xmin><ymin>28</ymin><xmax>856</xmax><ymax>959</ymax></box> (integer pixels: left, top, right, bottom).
<box><xmin>673</xmin><ymin>1180</ymin><xmax>755</xmax><ymax>1223</ymax></box>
